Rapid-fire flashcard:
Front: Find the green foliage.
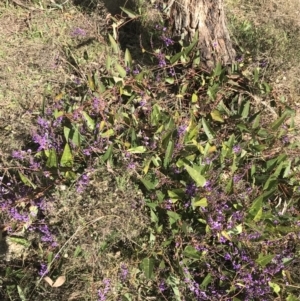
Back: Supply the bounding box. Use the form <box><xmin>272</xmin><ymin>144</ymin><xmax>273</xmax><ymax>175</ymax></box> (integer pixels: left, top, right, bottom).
<box><xmin>1</xmin><ymin>1</ymin><xmax>300</xmax><ymax>300</ymax></box>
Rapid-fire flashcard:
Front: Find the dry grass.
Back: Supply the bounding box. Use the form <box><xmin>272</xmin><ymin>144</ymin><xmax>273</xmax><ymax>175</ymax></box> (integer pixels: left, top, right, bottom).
<box><xmin>225</xmin><ymin>0</ymin><xmax>300</xmax><ymax>104</ymax></box>
<box><xmin>0</xmin><ymin>1</ymin><xmax>107</xmax><ymax>156</ymax></box>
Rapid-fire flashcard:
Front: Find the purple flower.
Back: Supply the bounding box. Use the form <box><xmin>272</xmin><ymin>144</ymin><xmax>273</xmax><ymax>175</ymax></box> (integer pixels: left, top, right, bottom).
<box><xmin>125</xmin><ymin>66</ymin><xmax>130</xmax><ymax>75</ymax></box>
<box><xmin>38</xmin><ymin>263</ymin><xmax>49</xmax><ymax>276</ymax></box>
<box><xmin>53</xmin><ymin>116</ymin><xmax>63</xmax><ymax>127</ymax></box>
<box><xmin>169</xmin><ymin>67</ymin><xmax>176</xmax><ymax>77</ymax></box>
<box><xmin>32</xmin><ymin>132</ymin><xmax>51</xmax><ymax>151</ymax></box>
<box><xmin>162</xmin><ymin>36</ymin><xmax>174</xmax><ymax>47</ymax></box>
<box><xmin>120</xmin><ymin>264</ymin><xmax>129</xmax><ymax>281</ymax></box>
<box><xmin>12</xmin><ymin>150</ymin><xmax>26</xmax><ymax>160</ymax></box>
<box><xmin>164</xmin><ymin>199</ymin><xmax>172</xmax><ymax>210</ymax></box>
<box><xmin>71</xmin><ymin>27</ymin><xmax>86</xmax><ymax>37</ymax></box>
<box><xmin>204</xmin><ymin>180</ymin><xmax>212</xmax><ymax>191</ymax></box>
<box><xmin>233</xmin><ymin>145</ymin><xmax>241</xmax><ymax>154</ymax></box>
<box><xmin>76</xmin><ymin>174</ymin><xmax>90</xmax><ymax>193</ymax></box>
<box><xmin>158</xmin><ymin>280</ymin><xmax>167</xmax><ymax>292</ymax></box>
<box><xmin>178</xmin><ymin>125</ymin><xmax>187</xmax><ymax>136</ymax></box>
<box><xmin>236</xmin><ymin>55</ymin><xmax>244</xmax><ymax>62</ymax></box>
<box><xmin>74</xmin><ymin>77</ymin><xmax>81</xmax><ymax>85</ymax></box>
<box><xmin>39</xmin><ymin>224</ymin><xmax>57</xmax><ymax>247</ymax></box>
<box><xmin>157</xmin><ymin>52</ymin><xmax>166</xmax><ymax>68</ymax></box>
<box><xmin>37</xmin><ymin>116</ymin><xmax>50</xmax><ymax>129</ymax></box>
<box><xmin>98</xmin><ymin>278</ymin><xmax>111</xmax><ymax>301</ymax></box>
<box><xmin>9</xmin><ymin>208</ymin><xmax>29</xmax><ymax>222</ymax></box>
<box><xmin>185</xmin><ymin>182</ymin><xmax>197</xmax><ymax>197</ymax></box>
<box><xmin>83</xmin><ymin>148</ymin><xmax>91</xmax><ymax>156</ymax></box>
<box><xmin>233</xmin><ymin>174</ymin><xmax>242</xmax><ymax>183</ymax></box>
<box><xmin>127</xmin><ymin>162</ymin><xmax>136</xmax><ymax>170</ymax></box>
<box><xmin>133</xmin><ymin>68</ymin><xmax>140</xmax><ymax>75</ymax></box>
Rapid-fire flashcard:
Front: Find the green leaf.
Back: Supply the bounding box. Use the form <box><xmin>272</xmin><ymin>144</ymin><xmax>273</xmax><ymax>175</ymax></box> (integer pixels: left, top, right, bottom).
<box><xmin>207</xmin><ymin>83</ymin><xmax>219</xmax><ymax>100</ymax></box>
<box><xmin>108</xmin><ymin>34</ymin><xmax>119</xmax><ymax>54</ymax></box>
<box><xmin>140</xmin><ymin>178</ymin><xmax>157</xmax><ymax>191</ymax></box>
<box><xmin>150</xmin><ymin>209</ymin><xmax>158</xmax><ymax>223</ymax></box>
<box><xmin>263</xmin><ymin>175</ymin><xmax>277</xmax><ymax>191</ymax></box>
<box><xmin>183</xmin><ymin>245</ymin><xmax>200</xmax><ymax>259</ymax></box>
<box><xmin>47</xmin><ymin>251</ymin><xmax>53</xmax><ymax>265</ymax></box>
<box><xmin>124</xmin><ymin>48</ymin><xmax>132</xmax><ymax>68</ymax></box>
<box><xmin>18</xmin><ymin>171</ymin><xmax>36</xmax><ymax>189</ymax></box>
<box><xmin>128</xmin><ymin>146</ymin><xmax>146</xmax><ymax>153</ymax></box>
<box><xmin>269</xmin><ymin>282</ymin><xmax>280</xmax><ymax>295</ymax></box>
<box><xmin>271</xmin><ymin>112</ymin><xmax>288</xmax><ymax>131</ymax></box>
<box><xmin>142</xmin><ymin>257</ymin><xmax>154</xmax><ymax>279</ymax></box>
<box><xmin>167</xmin><ymin>211</ymin><xmax>181</xmax><ymax>225</ymax></box>
<box><xmin>120</xmin><ymin>6</ymin><xmax>139</xmax><ymax>18</ymax></box>
<box><xmin>191</xmin><ymin>93</ymin><xmax>198</xmax><ymax>103</ymax></box>
<box><xmin>249</xmin><ymin>195</ymin><xmax>263</xmax><ymax>218</ymax></box>
<box><xmin>253</xmin><ymin>207</ymin><xmax>263</xmax><ymax>222</ymax></box>
<box><xmin>102</xmin><ymin>144</ymin><xmax>113</xmax><ymax>161</ymax></box>
<box><xmin>170</xmin><ymin>51</ymin><xmax>184</xmax><ymax>64</ymax></box>
<box><xmin>106</xmin><ymin>55</ymin><xmax>112</xmax><ymax>72</ymax></box>
<box><xmin>213</xmin><ymin>62</ymin><xmax>223</xmax><ymax>77</ymax></box>
<box><xmin>46</xmin><ymin>149</ymin><xmax>58</xmax><ymax>168</ymax></box>
<box><xmin>17</xmin><ymin>285</ymin><xmax>26</xmax><ymax>301</ymax></box>
<box><xmin>165</xmin><ymin>77</ymin><xmax>174</xmax><ymax>84</ymax></box>
<box><xmin>210</xmin><ymin>109</ymin><xmax>224</xmax><ymax>122</ymax></box>
<box><xmin>201</xmin><ymin>273</ymin><xmax>212</xmax><ymax>288</ymax></box>
<box><xmin>64</xmin><ymin>126</ymin><xmax>71</xmax><ymax>141</ymax></box>
<box><xmin>60</xmin><ymin>143</ymin><xmax>73</xmax><ymax>167</ymax></box>
<box><xmin>54</xmin><ymin>110</ymin><xmax>64</xmax><ymax>119</ymax></box>
<box><xmin>192</xmin><ymin>197</ymin><xmax>208</xmax><ymax>207</ymax></box>
<box><xmin>184</xmin><ymin>164</ymin><xmax>206</xmax><ymax>187</ymax></box>
<box><xmin>73</xmin><ymin>245</ymin><xmax>82</xmax><ymax>257</ymax></box>
<box><xmin>184</xmin><ymin>31</ymin><xmax>198</xmax><ymax>56</ymax></box>
<box><xmin>164</xmin><ymin>140</ymin><xmax>174</xmax><ymax>168</ymax></box>
<box><xmin>287</xmin><ymin>294</ymin><xmax>298</xmax><ymax>301</ymax></box>
<box><xmin>71</xmin><ymin>128</ymin><xmax>81</xmax><ymax>147</ymax></box>
<box><xmin>202</xmin><ymin>118</ymin><xmax>215</xmax><ymax>140</ymax></box>
<box><xmin>225</xmin><ymin>178</ymin><xmax>233</xmax><ymax>194</ymax></box>
<box><xmin>253</xmin><ymin>67</ymin><xmax>260</xmax><ymax>83</ymax></box>
<box><xmin>256</xmin><ymin>253</ymin><xmax>275</xmax><ymax>267</ymax></box>
<box><xmin>241</xmin><ymin>100</ymin><xmax>250</xmax><ymax>119</ymax></box>
<box><xmin>8</xmin><ymin>236</ymin><xmax>30</xmax><ymax>248</ymax></box>
<box><xmin>82</xmin><ymin>111</ymin><xmax>95</xmax><ymax>131</ymax></box>
<box><xmin>100</xmin><ymin>129</ymin><xmax>114</xmax><ymax>138</ymax></box>
<box><xmin>115</xmin><ymin>63</ymin><xmax>127</xmax><ymax>78</ymax></box>
<box><xmin>166</xmin><ymin>276</ymin><xmax>181</xmax><ymax>301</ymax></box>
<box><xmin>87</xmin><ymin>73</ymin><xmax>95</xmax><ymax>90</ymax></box>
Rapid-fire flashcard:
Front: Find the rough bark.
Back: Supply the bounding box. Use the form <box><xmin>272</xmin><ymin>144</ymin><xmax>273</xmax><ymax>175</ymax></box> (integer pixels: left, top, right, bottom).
<box><xmin>167</xmin><ymin>0</ymin><xmax>236</xmax><ymax>69</ymax></box>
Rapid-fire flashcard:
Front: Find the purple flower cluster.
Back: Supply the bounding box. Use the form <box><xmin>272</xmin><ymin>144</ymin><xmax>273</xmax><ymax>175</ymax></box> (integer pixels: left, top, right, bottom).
<box><xmin>98</xmin><ymin>278</ymin><xmax>111</xmax><ymax>301</ymax></box>
<box><xmin>164</xmin><ymin>199</ymin><xmax>172</xmax><ymax>210</ymax></box>
<box><xmin>76</xmin><ymin>173</ymin><xmax>90</xmax><ymax>193</ymax></box>
<box><xmin>183</xmin><ymin>267</ymin><xmax>208</xmax><ymax>300</ymax></box>
<box><xmin>38</xmin><ymin>263</ymin><xmax>49</xmax><ymax>277</ymax></box>
<box><xmin>185</xmin><ymin>182</ymin><xmax>197</xmax><ymax>197</ymax></box>
<box><xmin>119</xmin><ymin>264</ymin><xmax>129</xmax><ymax>281</ymax></box>
<box><xmin>9</xmin><ymin>207</ymin><xmax>29</xmax><ymax>222</ymax></box>
<box><xmin>158</xmin><ymin>280</ymin><xmax>167</xmax><ymax>292</ymax></box>
<box><xmin>161</xmin><ymin>35</ymin><xmax>174</xmax><ymax>47</ymax></box>
<box><xmin>71</xmin><ymin>27</ymin><xmax>86</xmax><ymax>37</ymax></box>
<box><xmin>37</xmin><ymin>223</ymin><xmax>58</xmax><ymax>247</ymax></box>
<box><xmin>157</xmin><ymin>52</ymin><xmax>166</xmax><ymax>68</ymax></box>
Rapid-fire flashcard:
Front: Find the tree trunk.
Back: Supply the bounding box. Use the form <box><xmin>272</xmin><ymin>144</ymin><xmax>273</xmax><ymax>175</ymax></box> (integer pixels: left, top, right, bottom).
<box><xmin>167</xmin><ymin>0</ymin><xmax>235</xmax><ymax>70</ymax></box>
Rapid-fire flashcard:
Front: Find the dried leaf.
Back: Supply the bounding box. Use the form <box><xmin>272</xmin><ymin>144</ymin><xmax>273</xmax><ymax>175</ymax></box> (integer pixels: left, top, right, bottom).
<box><xmin>53</xmin><ymin>275</ymin><xmax>66</xmax><ymax>287</ymax></box>
<box><xmin>44</xmin><ymin>276</ymin><xmax>54</xmax><ymax>287</ymax></box>
<box><xmin>44</xmin><ymin>275</ymin><xmax>66</xmax><ymax>288</ymax></box>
